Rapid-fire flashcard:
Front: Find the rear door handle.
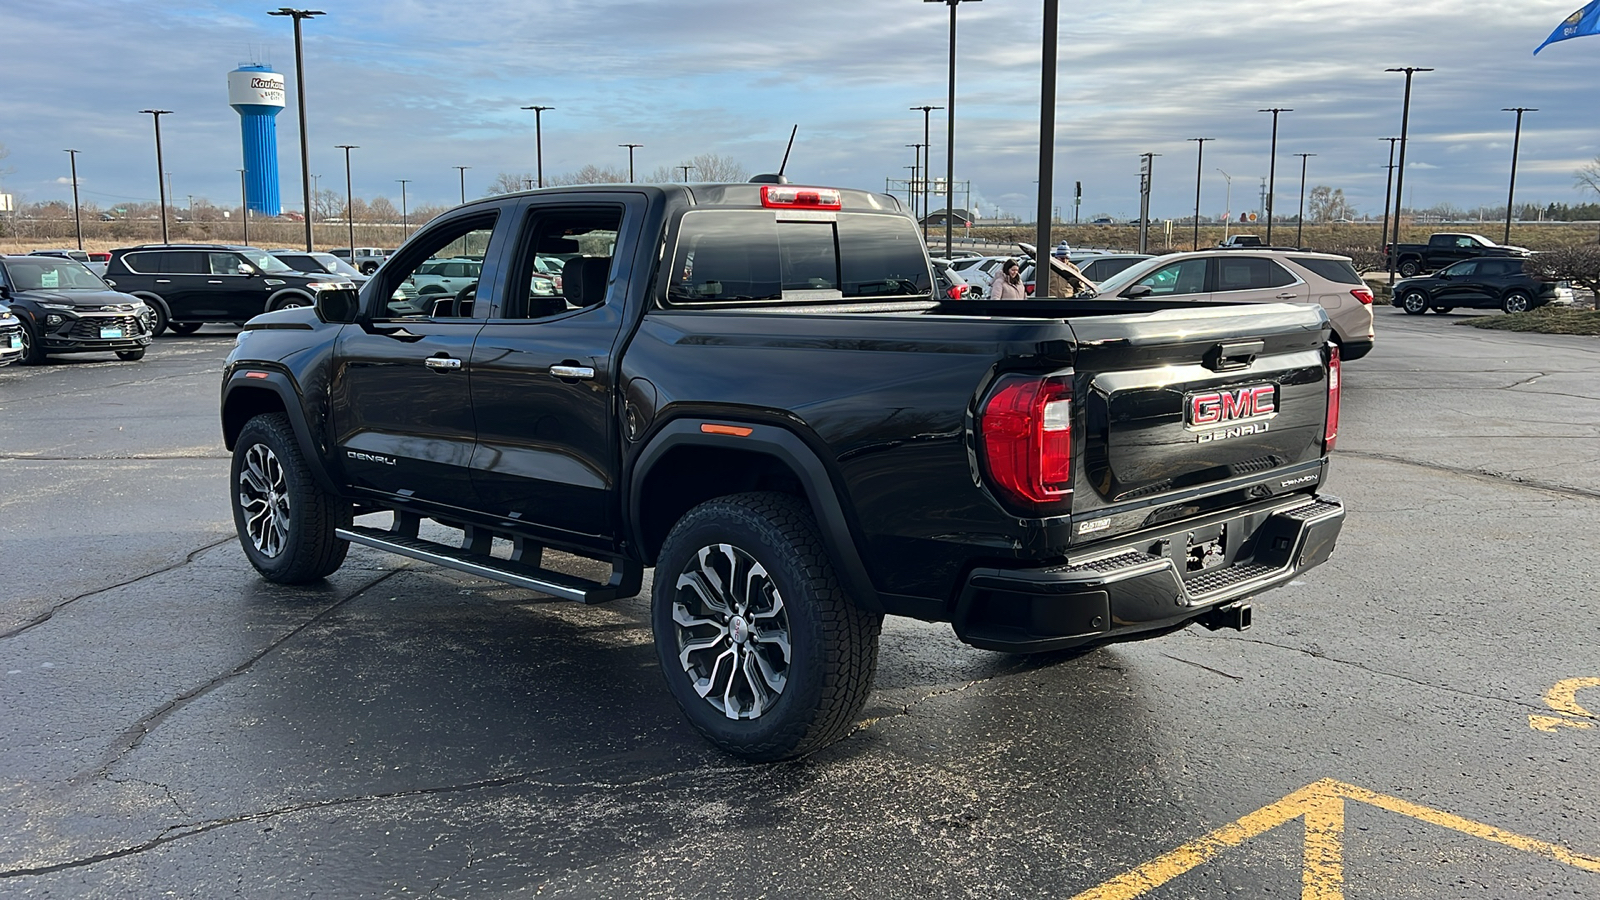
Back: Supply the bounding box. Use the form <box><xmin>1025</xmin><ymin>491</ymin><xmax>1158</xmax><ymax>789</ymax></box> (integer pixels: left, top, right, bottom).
<box><xmin>424</xmin><ymin>356</ymin><xmax>462</xmax><ymax>371</ymax></box>
<box><xmin>208</xmin><ymin>279</ymin><xmax>224</xmax><ymax>284</ymax></box>
<box><xmin>155</xmin><ymin>279</ymin><xmax>171</xmax><ymax>284</ymax></box>
<box><xmin>550</xmin><ymin>365</ymin><xmax>594</xmax><ymax>380</ymax></box>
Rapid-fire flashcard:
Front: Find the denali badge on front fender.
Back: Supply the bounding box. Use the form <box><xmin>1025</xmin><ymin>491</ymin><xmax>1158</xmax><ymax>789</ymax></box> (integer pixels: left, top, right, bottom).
<box><xmin>346</xmin><ymin>450</ymin><xmax>396</xmax><ymax>466</ymax></box>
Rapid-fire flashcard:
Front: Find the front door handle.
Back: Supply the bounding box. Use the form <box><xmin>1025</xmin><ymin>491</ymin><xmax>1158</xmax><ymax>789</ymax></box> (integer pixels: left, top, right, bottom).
<box><xmin>1275</xmin><ymin>292</ymin><xmax>1299</xmax><ymax>300</ymax></box>
<box><xmin>550</xmin><ymin>364</ymin><xmax>595</xmax><ymax>380</ymax></box>
<box><xmin>424</xmin><ymin>356</ymin><xmax>463</xmax><ymax>371</ymax></box>
<box><xmin>155</xmin><ymin>279</ymin><xmax>171</xmax><ymax>284</ymax></box>
<box><xmin>208</xmin><ymin>279</ymin><xmax>224</xmax><ymax>284</ymax></box>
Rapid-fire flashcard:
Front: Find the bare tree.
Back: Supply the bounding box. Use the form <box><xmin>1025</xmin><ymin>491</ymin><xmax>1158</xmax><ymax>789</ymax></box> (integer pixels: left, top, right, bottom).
<box><xmin>1308</xmin><ymin>185</ymin><xmax>1355</xmax><ymax>224</ymax></box>
<box><xmin>1576</xmin><ymin>156</ymin><xmax>1600</xmax><ymax>198</ymax></box>
<box><xmin>486</xmin><ymin>171</ymin><xmax>537</xmax><ymax>195</ymax></box>
<box><xmin>547</xmin><ymin>164</ymin><xmax>628</xmax><ymax>186</ymax></box>
<box><xmin>367</xmin><ymin>196</ymin><xmax>399</xmax><ymax>223</ymax></box>
<box><xmin>686</xmin><ymin>153</ymin><xmax>747</xmax><ymax>183</ymax></box>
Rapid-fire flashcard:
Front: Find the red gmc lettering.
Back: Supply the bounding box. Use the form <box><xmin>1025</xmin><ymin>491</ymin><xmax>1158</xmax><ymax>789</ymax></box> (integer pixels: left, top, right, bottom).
<box><xmin>1190</xmin><ymin>385</ymin><xmax>1275</xmax><ymax>426</ymax></box>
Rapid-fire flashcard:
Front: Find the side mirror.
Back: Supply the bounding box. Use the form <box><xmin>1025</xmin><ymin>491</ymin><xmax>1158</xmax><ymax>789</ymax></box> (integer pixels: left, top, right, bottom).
<box><xmin>0</xmin><ymin>285</ymin><xmax>10</xmax><ymax>299</ymax></box>
<box><xmin>239</xmin><ymin>263</ymin><xmax>259</xmax><ymax>276</ymax></box>
<box><xmin>1438</xmin><ymin>273</ymin><xmax>1451</xmax><ymax>280</ymax></box>
<box><xmin>1121</xmin><ymin>284</ymin><xmax>1154</xmax><ymax>299</ymax></box>
<box><xmin>316</xmin><ymin>287</ymin><xmax>361</xmax><ymax>324</ymax></box>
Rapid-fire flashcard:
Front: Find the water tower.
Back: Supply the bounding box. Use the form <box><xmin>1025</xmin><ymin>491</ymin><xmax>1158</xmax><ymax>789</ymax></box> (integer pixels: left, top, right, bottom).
<box><xmin>228</xmin><ymin>64</ymin><xmax>285</xmax><ymax>216</ymax></box>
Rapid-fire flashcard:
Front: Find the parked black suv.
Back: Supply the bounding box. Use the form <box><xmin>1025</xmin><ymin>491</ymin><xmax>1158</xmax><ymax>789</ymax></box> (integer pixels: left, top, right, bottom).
<box><xmin>1393</xmin><ymin>256</ymin><xmax>1557</xmax><ymax>315</ymax></box>
<box><xmin>0</xmin><ymin>255</ymin><xmax>155</xmax><ymax>363</ymax></box>
<box><xmin>104</xmin><ymin>243</ymin><xmax>356</xmax><ymax>335</ymax></box>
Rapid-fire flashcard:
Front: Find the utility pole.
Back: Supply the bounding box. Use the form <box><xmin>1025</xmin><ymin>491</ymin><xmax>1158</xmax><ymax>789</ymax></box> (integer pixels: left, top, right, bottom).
<box><xmin>520</xmin><ymin>105</ymin><xmax>553</xmax><ymax>187</ymax></box>
<box><xmin>138</xmin><ymin>109</ymin><xmax>171</xmax><ymax>244</ymax></box>
<box><xmin>1258</xmin><ymin>107</ymin><xmax>1293</xmax><ymax>245</ymax></box>
<box><xmin>336</xmin><ymin>144</ymin><xmax>357</xmax><ymax>257</ymax></box>
<box><xmin>1188</xmin><ymin>138</ymin><xmax>1213</xmax><ymax>251</ymax></box>
<box><xmin>396</xmin><ymin>178</ymin><xmax>410</xmax><ymax>237</ymax></box>
<box><xmin>64</xmin><ymin>149</ymin><xmax>83</xmax><ymax>251</ymax></box>
<box><xmin>906</xmin><ymin>144</ymin><xmax>921</xmax><ymax>215</ymax></box>
<box><xmin>926</xmin><ymin>0</ymin><xmax>980</xmax><ymax>256</ymax></box>
<box><xmin>619</xmin><ymin>143</ymin><xmax>642</xmax><ymax>182</ymax></box>
<box><xmin>1035</xmin><ymin>0</ymin><xmax>1058</xmax><ymax>273</ymax></box>
<box><xmin>454</xmin><ymin>165</ymin><xmax>469</xmax><ymax>204</ymax></box>
<box><xmin>1502</xmin><ymin>107</ymin><xmax>1537</xmax><ymax>244</ymax></box>
<box><xmin>1385</xmin><ymin>67</ymin><xmax>1433</xmax><ymax>284</ymax></box>
<box><xmin>1294</xmin><ymin>152</ymin><xmax>1316</xmax><ymax>247</ymax></box>
<box><xmin>909</xmin><ymin>104</ymin><xmax>943</xmax><ymax>242</ymax></box>
<box><xmin>269</xmin><ymin>8</ymin><xmax>324</xmax><ymax>252</ymax></box>
<box><xmin>1379</xmin><ymin>137</ymin><xmax>1399</xmax><ymax>259</ymax></box>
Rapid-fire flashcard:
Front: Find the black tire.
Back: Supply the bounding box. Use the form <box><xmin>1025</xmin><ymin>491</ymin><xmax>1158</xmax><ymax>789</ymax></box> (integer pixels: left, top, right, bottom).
<box><xmin>168</xmin><ymin>322</ymin><xmax>203</xmax><ymax>335</ymax></box>
<box><xmin>17</xmin><ymin>321</ymin><xmax>47</xmax><ymax>365</ymax></box>
<box><xmin>115</xmin><ymin>349</ymin><xmax>146</xmax><ymax>361</ymax></box>
<box><xmin>1430</xmin><ymin>306</ymin><xmax>1453</xmax><ymax>314</ymax></box>
<box><xmin>1502</xmin><ymin>291</ymin><xmax>1532</xmax><ymax>314</ymax></box>
<box><xmin>270</xmin><ymin>293</ymin><xmax>313</xmax><ymax>311</ymax></box>
<box><xmin>137</xmin><ymin>297</ymin><xmax>169</xmax><ymax>336</ymax></box>
<box><xmin>652</xmin><ymin>491</ymin><xmax>882</xmax><ymax>761</ymax></box>
<box><xmin>231</xmin><ymin>413</ymin><xmax>351</xmax><ymax>583</ymax></box>
<box><xmin>1400</xmin><ymin>291</ymin><xmax>1429</xmax><ymax>315</ymax></box>
<box><xmin>361</xmin><ymin>262</ymin><xmax>379</xmax><ymax>275</ymax></box>
<box><xmin>1398</xmin><ymin>259</ymin><xmax>1423</xmax><ymax>278</ymax></box>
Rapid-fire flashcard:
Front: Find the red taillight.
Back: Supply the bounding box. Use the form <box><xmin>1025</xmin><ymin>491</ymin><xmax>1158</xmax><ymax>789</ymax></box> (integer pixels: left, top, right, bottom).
<box><xmin>979</xmin><ymin>374</ymin><xmax>1072</xmax><ymax>513</ymax></box>
<box><xmin>1024</xmin><ymin>283</ymin><xmax>1035</xmax><ymax>296</ymax></box>
<box><xmin>1350</xmin><ymin>287</ymin><xmax>1373</xmax><ymax>305</ymax></box>
<box><xmin>1324</xmin><ymin>344</ymin><xmax>1341</xmax><ymax>451</ymax></box>
<box><xmin>947</xmin><ymin>283</ymin><xmax>969</xmax><ymax>300</ymax></box>
<box><xmin>760</xmin><ymin>185</ymin><xmax>843</xmax><ymax>210</ymax></box>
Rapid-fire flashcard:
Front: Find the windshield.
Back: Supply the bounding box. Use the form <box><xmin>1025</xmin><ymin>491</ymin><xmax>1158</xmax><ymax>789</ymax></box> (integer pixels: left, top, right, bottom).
<box><xmin>312</xmin><ymin>253</ymin><xmax>362</xmax><ymax>277</ymax></box>
<box><xmin>241</xmin><ymin>250</ymin><xmax>294</xmax><ymax>273</ymax></box>
<box><xmin>1094</xmin><ymin>257</ymin><xmax>1166</xmax><ymax>297</ymax></box>
<box><xmin>4</xmin><ymin>257</ymin><xmax>111</xmax><ymax>291</ymax></box>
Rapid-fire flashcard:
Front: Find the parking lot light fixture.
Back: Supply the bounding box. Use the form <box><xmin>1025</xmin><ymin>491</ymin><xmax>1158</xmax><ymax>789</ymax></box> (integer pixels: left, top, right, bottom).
<box><xmin>268</xmin><ymin>8</ymin><xmax>324</xmax><ymax>252</ymax></box>
<box><xmin>1379</xmin><ymin>137</ymin><xmax>1399</xmax><ymax>259</ymax></box>
<box><xmin>1385</xmin><ymin>67</ymin><xmax>1433</xmax><ymax>285</ymax></box>
<box><xmin>520</xmin><ymin>106</ymin><xmax>553</xmax><ymax>187</ymax></box>
<box><xmin>620</xmin><ymin>143</ymin><xmax>642</xmax><ymax>183</ymax></box>
<box><xmin>138</xmin><ymin>110</ymin><xmax>172</xmax><ymax>244</ymax></box>
<box><xmin>1294</xmin><ymin>152</ymin><xmax>1316</xmax><ymax>247</ymax></box>
<box><xmin>336</xmin><ymin>144</ymin><xmax>357</xmax><ymax>260</ymax></box>
<box><xmin>1035</xmin><ymin>0</ymin><xmax>1058</xmax><ymax>270</ymax></box>
<box><xmin>396</xmin><ymin>178</ymin><xmax>410</xmax><ymax>237</ymax></box>
<box><xmin>678</xmin><ymin>164</ymin><xmax>694</xmax><ymax>181</ymax></box>
<box><xmin>1257</xmin><ymin>108</ymin><xmax>1293</xmax><ymax>245</ymax></box>
<box><xmin>64</xmin><ymin>149</ymin><xmax>83</xmax><ymax>251</ymax></box>
<box><xmin>454</xmin><ymin>165</ymin><xmax>469</xmax><ymax>204</ymax></box>
<box><xmin>926</xmin><ymin>0</ymin><xmax>980</xmax><ymax>257</ymax></box>
<box><xmin>1188</xmin><ymin>138</ymin><xmax>1213</xmax><ymax>251</ymax></box>
<box><xmin>909</xmin><ymin>105</ymin><xmax>943</xmax><ymax>238</ymax></box>
<box><xmin>1502</xmin><ymin>108</ymin><xmax>1537</xmax><ymax>245</ymax></box>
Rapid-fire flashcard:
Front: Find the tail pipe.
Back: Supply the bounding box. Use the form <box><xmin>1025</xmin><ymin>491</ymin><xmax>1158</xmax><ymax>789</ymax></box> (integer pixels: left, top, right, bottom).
<box><xmin>1199</xmin><ymin>600</ymin><xmax>1253</xmax><ymax>632</ymax></box>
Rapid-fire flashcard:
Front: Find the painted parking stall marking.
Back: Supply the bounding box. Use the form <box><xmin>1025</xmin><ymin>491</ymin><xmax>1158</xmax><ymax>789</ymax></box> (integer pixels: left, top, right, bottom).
<box><xmin>1529</xmin><ymin>676</ymin><xmax>1600</xmax><ymax>732</ymax></box>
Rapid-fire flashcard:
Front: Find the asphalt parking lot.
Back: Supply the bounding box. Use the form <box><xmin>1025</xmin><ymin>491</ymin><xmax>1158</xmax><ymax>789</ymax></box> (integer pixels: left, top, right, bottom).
<box><xmin>2</xmin><ymin>310</ymin><xmax>1598</xmax><ymax>898</ymax></box>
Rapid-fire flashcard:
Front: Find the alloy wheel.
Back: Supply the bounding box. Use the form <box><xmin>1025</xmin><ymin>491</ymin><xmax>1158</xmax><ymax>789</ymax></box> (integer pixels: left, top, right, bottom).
<box><xmin>670</xmin><ymin>543</ymin><xmax>792</xmax><ymax>720</ymax></box>
<box><xmin>238</xmin><ymin>442</ymin><xmax>291</xmax><ymax>557</ymax></box>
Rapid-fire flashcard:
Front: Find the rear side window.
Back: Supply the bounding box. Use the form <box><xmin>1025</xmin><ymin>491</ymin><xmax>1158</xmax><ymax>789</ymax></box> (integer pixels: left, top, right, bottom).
<box><xmin>1215</xmin><ymin>257</ymin><xmax>1297</xmax><ymax>291</ymax></box>
<box><xmin>666</xmin><ymin>210</ymin><xmax>930</xmax><ymax>306</ymax></box>
<box><xmin>157</xmin><ymin>251</ymin><xmax>205</xmax><ymax>274</ymax></box>
<box><xmin>1291</xmin><ymin>257</ymin><xmax>1363</xmax><ymax>285</ymax></box>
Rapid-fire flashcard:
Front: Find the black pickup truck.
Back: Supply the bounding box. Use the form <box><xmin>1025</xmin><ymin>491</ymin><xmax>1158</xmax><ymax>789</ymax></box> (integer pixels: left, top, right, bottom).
<box><xmin>1386</xmin><ymin>232</ymin><xmax>1531</xmax><ymax>277</ymax></box>
<box><xmin>220</xmin><ymin>182</ymin><xmax>1346</xmax><ymax>760</ymax></box>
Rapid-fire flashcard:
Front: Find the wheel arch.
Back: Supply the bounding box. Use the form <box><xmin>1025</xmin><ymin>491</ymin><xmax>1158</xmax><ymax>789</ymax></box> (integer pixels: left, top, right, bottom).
<box><xmin>629</xmin><ymin>418</ymin><xmax>882</xmax><ymax>613</ymax></box>
<box><xmin>265</xmin><ymin>289</ymin><xmax>315</xmax><ymax>312</ymax></box>
<box><xmin>221</xmin><ymin>370</ymin><xmax>341</xmax><ymax>496</ymax></box>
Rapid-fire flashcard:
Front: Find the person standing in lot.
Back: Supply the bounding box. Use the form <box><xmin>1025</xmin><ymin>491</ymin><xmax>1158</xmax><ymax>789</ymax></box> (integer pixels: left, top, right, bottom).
<box><xmin>990</xmin><ymin>259</ymin><xmax>1027</xmax><ymax>299</ymax></box>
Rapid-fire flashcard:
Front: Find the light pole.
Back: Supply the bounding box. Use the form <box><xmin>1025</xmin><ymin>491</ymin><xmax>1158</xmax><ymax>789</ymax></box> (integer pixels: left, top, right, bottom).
<box><xmin>1188</xmin><ymin>138</ymin><xmax>1212</xmax><ymax>251</ymax></box>
<box><xmin>909</xmin><ymin>104</ymin><xmax>943</xmax><ymax>242</ymax></box>
<box><xmin>336</xmin><ymin>144</ymin><xmax>357</xmax><ymax>257</ymax></box>
<box><xmin>64</xmin><ymin>149</ymin><xmax>83</xmax><ymax>251</ymax></box>
<box><xmin>1502</xmin><ymin>107</ymin><xmax>1536</xmax><ymax>245</ymax></box>
<box><xmin>1379</xmin><ymin>137</ymin><xmax>1399</xmax><ymax>257</ymax></box>
<box><xmin>1217</xmin><ymin>169</ymin><xmax>1233</xmax><ymax>242</ymax></box>
<box><xmin>1258</xmin><ymin>107</ymin><xmax>1292</xmax><ymax>245</ymax></box>
<box><xmin>239</xmin><ymin>169</ymin><xmax>249</xmax><ymax>245</ymax></box>
<box><xmin>454</xmin><ymin>165</ymin><xmax>469</xmax><ymax>204</ymax></box>
<box><xmin>138</xmin><ymin>109</ymin><xmax>171</xmax><ymax>244</ymax></box>
<box><xmin>1294</xmin><ymin>152</ymin><xmax>1316</xmax><ymax>247</ymax></box>
<box><xmin>678</xmin><ymin>164</ymin><xmax>694</xmax><ymax>181</ymax></box>
<box><xmin>905</xmin><ymin>143</ymin><xmax>921</xmax><ymax>215</ymax></box>
<box><xmin>1386</xmin><ymin>66</ymin><xmax>1433</xmax><ymax>284</ymax></box>
<box><xmin>396</xmin><ymin>178</ymin><xmax>410</xmax><ymax>237</ymax></box>
<box><xmin>268</xmin><ymin>8</ymin><xmax>324</xmax><ymax>252</ymax></box>
<box><xmin>520</xmin><ymin>105</ymin><xmax>553</xmax><ymax>187</ymax></box>
<box><xmin>926</xmin><ymin>0</ymin><xmax>979</xmax><ymax>256</ymax></box>
<box><xmin>1035</xmin><ymin>0</ymin><xmax>1058</xmax><ymax>270</ymax></box>
<box><xmin>619</xmin><ymin>143</ymin><xmax>642</xmax><ymax>182</ymax></box>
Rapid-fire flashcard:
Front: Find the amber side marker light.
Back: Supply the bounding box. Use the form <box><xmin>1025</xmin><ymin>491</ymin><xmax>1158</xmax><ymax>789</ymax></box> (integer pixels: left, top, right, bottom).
<box><xmin>701</xmin><ymin>424</ymin><xmax>754</xmax><ymax>437</ymax></box>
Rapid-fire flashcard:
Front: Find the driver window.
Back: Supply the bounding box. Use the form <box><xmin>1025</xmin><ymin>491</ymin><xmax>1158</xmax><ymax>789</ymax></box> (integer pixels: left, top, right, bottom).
<box><xmin>499</xmin><ymin>205</ymin><xmax>624</xmax><ymax>320</ymax></box>
<box><xmin>1138</xmin><ymin>258</ymin><xmax>1208</xmax><ymax>296</ymax></box>
<box><xmin>209</xmin><ymin>253</ymin><xmax>244</xmax><ymax>276</ymax></box>
<box><xmin>381</xmin><ymin>216</ymin><xmax>498</xmax><ymax>319</ymax></box>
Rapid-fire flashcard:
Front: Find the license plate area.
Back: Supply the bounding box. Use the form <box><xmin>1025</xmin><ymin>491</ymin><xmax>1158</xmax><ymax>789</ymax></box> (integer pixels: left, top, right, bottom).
<box><xmin>1181</xmin><ymin>523</ymin><xmax>1227</xmax><ymax>575</ymax></box>
<box><xmin>100</xmin><ymin>327</ymin><xmax>125</xmax><ymax>339</ymax></box>
<box><xmin>7</xmin><ymin>334</ymin><xmax>19</xmax><ymax>349</ymax></box>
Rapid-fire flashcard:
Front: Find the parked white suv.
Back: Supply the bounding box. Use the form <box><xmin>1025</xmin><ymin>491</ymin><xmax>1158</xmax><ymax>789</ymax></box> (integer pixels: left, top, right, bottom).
<box><xmin>1094</xmin><ymin>250</ymin><xmax>1376</xmax><ymax>360</ymax></box>
<box><xmin>329</xmin><ymin>247</ymin><xmax>389</xmax><ymax>275</ymax></box>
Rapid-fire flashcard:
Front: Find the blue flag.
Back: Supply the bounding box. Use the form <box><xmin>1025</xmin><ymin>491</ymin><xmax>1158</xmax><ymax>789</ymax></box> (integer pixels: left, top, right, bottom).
<box><xmin>1535</xmin><ymin>0</ymin><xmax>1600</xmax><ymax>54</ymax></box>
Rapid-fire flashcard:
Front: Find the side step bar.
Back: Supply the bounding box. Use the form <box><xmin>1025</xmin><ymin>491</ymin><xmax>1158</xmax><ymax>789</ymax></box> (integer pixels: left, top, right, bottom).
<box><xmin>336</xmin><ymin>517</ymin><xmax>642</xmax><ymax>605</ymax></box>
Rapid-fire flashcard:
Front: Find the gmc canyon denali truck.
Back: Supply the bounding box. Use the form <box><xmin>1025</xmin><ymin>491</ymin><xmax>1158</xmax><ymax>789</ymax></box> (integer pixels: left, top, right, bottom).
<box><xmin>221</xmin><ymin>182</ymin><xmax>1346</xmax><ymax>760</ymax></box>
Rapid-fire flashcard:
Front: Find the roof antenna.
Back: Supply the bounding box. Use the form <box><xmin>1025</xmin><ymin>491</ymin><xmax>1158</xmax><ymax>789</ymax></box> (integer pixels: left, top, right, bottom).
<box><xmin>749</xmin><ymin>125</ymin><xmax>798</xmax><ymax>184</ymax></box>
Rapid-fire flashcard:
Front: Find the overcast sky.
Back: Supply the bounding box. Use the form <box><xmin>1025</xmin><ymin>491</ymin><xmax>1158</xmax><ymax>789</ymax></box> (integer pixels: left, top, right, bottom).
<box><xmin>3</xmin><ymin>0</ymin><xmax>1599</xmax><ymax>222</ymax></box>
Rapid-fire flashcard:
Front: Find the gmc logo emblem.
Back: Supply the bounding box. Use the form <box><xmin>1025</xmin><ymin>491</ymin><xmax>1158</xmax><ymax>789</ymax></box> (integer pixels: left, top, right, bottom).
<box><xmin>1187</xmin><ymin>384</ymin><xmax>1277</xmax><ymax>428</ymax></box>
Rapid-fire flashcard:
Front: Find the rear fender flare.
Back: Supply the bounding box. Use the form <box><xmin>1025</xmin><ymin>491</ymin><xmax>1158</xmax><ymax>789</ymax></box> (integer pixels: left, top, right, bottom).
<box><xmin>629</xmin><ymin>419</ymin><xmax>882</xmax><ymax>613</ymax></box>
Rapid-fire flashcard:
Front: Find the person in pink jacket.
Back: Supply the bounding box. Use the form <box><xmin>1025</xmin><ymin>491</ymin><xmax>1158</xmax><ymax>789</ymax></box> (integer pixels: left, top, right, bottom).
<box><xmin>989</xmin><ymin>259</ymin><xmax>1028</xmax><ymax>299</ymax></box>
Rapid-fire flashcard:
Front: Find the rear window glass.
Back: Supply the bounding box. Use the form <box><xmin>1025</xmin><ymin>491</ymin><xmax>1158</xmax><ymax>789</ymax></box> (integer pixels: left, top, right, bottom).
<box><xmin>666</xmin><ymin>210</ymin><xmax>930</xmax><ymax>306</ymax></box>
<box><xmin>1291</xmin><ymin>257</ymin><xmax>1363</xmax><ymax>285</ymax></box>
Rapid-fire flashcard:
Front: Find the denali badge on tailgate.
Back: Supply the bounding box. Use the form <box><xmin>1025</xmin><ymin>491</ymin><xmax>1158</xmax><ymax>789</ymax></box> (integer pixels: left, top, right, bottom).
<box><xmin>1186</xmin><ymin>384</ymin><xmax>1277</xmax><ymax>442</ymax></box>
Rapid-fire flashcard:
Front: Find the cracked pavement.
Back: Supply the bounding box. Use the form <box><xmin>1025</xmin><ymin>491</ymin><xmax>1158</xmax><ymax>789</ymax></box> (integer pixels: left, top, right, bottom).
<box><xmin>1</xmin><ymin>317</ymin><xmax>1598</xmax><ymax>898</ymax></box>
